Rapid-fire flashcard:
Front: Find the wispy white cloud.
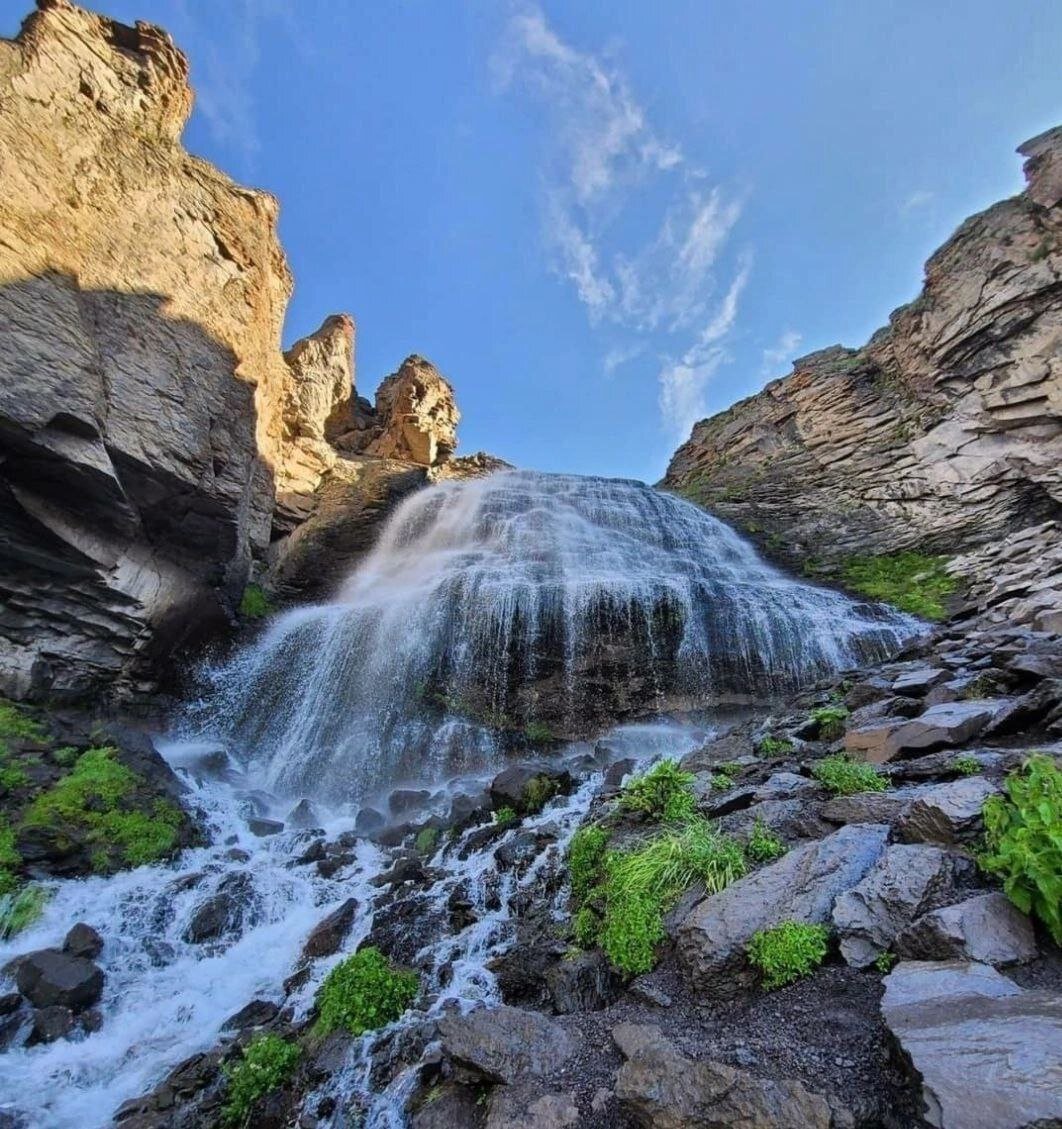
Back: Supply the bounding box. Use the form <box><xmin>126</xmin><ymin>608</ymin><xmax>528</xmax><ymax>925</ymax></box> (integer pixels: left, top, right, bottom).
<box><xmin>761</xmin><ymin>329</ymin><xmax>803</xmax><ymax>376</ymax></box>
<box><xmin>495</xmin><ymin>6</ymin><xmax>752</xmax><ymax>441</ymax></box>
<box><xmin>900</xmin><ymin>189</ymin><xmax>935</xmax><ymax>215</ymax></box>
<box><xmin>602</xmin><ymin>341</ymin><xmax>645</xmax><ymax>376</ymax></box>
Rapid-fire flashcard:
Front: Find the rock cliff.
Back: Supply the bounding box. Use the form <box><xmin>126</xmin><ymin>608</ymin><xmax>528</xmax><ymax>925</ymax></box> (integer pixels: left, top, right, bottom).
<box><xmin>0</xmin><ymin>0</ymin><xmax>464</xmax><ymax>703</ymax></box>
<box><xmin>663</xmin><ymin>126</ymin><xmax>1061</xmax><ymax>631</ymax></box>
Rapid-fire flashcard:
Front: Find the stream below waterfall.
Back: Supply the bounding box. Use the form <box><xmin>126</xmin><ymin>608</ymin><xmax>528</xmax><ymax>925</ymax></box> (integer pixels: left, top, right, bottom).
<box><xmin>0</xmin><ymin>471</ymin><xmax>921</xmax><ymax>1127</ymax></box>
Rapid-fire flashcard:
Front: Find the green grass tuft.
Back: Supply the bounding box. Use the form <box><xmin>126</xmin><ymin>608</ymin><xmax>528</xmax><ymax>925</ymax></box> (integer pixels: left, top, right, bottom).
<box><xmin>222</xmin><ymin>1033</ymin><xmax>300</xmax><ymax>1127</ymax></box>
<box><xmin>841</xmin><ymin>552</ymin><xmax>958</xmax><ymax>620</ymax></box>
<box><xmin>757</xmin><ymin>736</ymin><xmax>793</xmax><ymax>757</ymax></box>
<box><xmin>874</xmin><ymin>950</ymin><xmax>897</xmax><ymax>973</ymax></box>
<box><xmin>568</xmin><ymin>824</ymin><xmax>610</xmax><ymax>904</ymax></box>
<box><xmin>952</xmin><ymin>755</ymin><xmax>981</xmax><ymax>777</ymax></box>
<box><xmin>521</xmin><ymin>774</ymin><xmax>558</xmax><ymax>814</ymax></box>
<box><xmin>414</xmin><ymin>827</ymin><xmax>439</xmax><ymax>854</ymax></box>
<box><xmin>812</xmin><ymin>755</ymin><xmax>887</xmax><ymax>796</ymax></box>
<box><xmin>619</xmin><ymin>759</ymin><xmax>696</xmax><ymax>821</ymax></box>
<box><xmin>809</xmin><ymin>704</ymin><xmax>849</xmax><ymax>741</ymax></box>
<box><xmin>313</xmin><ymin>947</ymin><xmax>419</xmax><ymax>1037</ymax></box>
<box><xmin>746</xmin><ymin>819</ymin><xmax>786</xmax><ymax>863</ymax></box>
<box><xmin>523</xmin><ymin>721</ymin><xmax>553</xmax><ymax>745</ymax></box>
<box><xmin>747</xmin><ymin>920</ymin><xmax>830</xmax><ymax>989</ymax></box>
<box><xmin>238</xmin><ymin>584</ymin><xmax>273</xmax><ymax>619</ymax></box>
<box><xmin>0</xmin><ymin>884</ymin><xmax>50</xmax><ymax>939</ymax></box>
<box><xmin>0</xmin><ymin>821</ymin><xmax>21</xmax><ymax>895</ymax></box>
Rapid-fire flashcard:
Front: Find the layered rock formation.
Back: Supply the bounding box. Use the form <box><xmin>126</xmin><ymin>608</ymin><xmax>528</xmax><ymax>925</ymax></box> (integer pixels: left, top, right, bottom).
<box><xmin>664</xmin><ymin>127</ymin><xmax>1062</xmax><ymax>631</ymax></box>
<box><xmin>0</xmin><ymin>0</ymin><xmax>464</xmax><ymax>702</ymax></box>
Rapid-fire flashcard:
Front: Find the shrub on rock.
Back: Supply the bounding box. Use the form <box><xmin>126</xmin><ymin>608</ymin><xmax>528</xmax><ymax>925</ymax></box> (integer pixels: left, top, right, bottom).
<box><xmin>313</xmin><ymin>946</ymin><xmax>419</xmax><ymax>1036</ymax></box>
<box><xmin>747</xmin><ymin>921</ymin><xmax>830</xmax><ymax>989</ymax></box>
<box><xmin>812</xmin><ymin>755</ymin><xmax>887</xmax><ymax>796</ymax></box>
<box><xmin>618</xmin><ymin>759</ymin><xmax>696</xmax><ymax>821</ymax></box>
<box><xmin>222</xmin><ymin>1033</ymin><xmax>299</xmax><ymax>1127</ymax></box>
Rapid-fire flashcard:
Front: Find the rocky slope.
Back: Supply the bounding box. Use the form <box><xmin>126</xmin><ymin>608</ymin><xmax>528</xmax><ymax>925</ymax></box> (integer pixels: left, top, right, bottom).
<box><xmin>663</xmin><ymin>127</ymin><xmax>1061</xmax><ymax>632</ymax></box>
<box><xmin>0</xmin><ymin>0</ymin><xmax>464</xmax><ymax>704</ymax></box>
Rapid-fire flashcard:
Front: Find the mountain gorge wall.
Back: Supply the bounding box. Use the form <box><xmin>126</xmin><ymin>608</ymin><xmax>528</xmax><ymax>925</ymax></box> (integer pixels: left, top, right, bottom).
<box><xmin>664</xmin><ymin>127</ymin><xmax>1062</xmax><ymax>632</ymax></box>
<box><xmin>0</xmin><ymin>0</ymin><xmax>463</xmax><ymax>703</ymax></box>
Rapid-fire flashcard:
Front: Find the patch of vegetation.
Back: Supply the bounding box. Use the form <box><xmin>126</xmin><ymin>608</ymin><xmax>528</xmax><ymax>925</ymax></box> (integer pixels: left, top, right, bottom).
<box><xmin>841</xmin><ymin>552</ymin><xmax>958</xmax><ymax>620</ymax></box>
<box><xmin>960</xmin><ymin>673</ymin><xmax>1002</xmax><ymax>700</ymax></box>
<box><xmin>493</xmin><ymin>806</ymin><xmax>518</xmax><ymax>825</ymax></box>
<box><xmin>598</xmin><ymin>820</ymin><xmax>746</xmax><ymax>975</ymax></box>
<box><xmin>572</xmin><ymin>905</ymin><xmax>600</xmax><ymax>948</ymax></box>
<box><xmin>0</xmin><ymin>884</ymin><xmax>50</xmax><ymax>940</ymax></box>
<box><xmin>1030</xmin><ymin>237</ymin><xmax>1053</xmax><ymax>263</ymax></box>
<box><xmin>523</xmin><ymin>721</ymin><xmax>553</xmax><ymax>745</ymax></box>
<box><xmin>746</xmin><ymin>819</ymin><xmax>786</xmax><ymax>863</ymax></box>
<box><xmin>0</xmin><ymin>758</ymin><xmax>28</xmax><ymax>794</ymax></box>
<box><xmin>238</xmin><ymin>583</ymin><xmax>273</xmax><ymax>619</ymax></box>
<box><xmin>874</xmin><ymin>950</ymin><xmax>897</xmax><ymax>973</ymax></box>
<box><xmin>568</xmin><ymin>824</ymin><xmax>610</xmax><ymax>904</ymax></box>
<box><xmin>952</xmin><ymin>755</ymin><xmax>981</xmax><ymax>777</ymax></box>
<box><xmin>747</xmin><ymin>921</ymin><xmax>830</xmax><ymax>989</ymax></box>
<box><xmin>222</xmin><ymin>1033</ymin><xmax>300</xmax><ymax>1127</ymax></box>
<box><xmin>980</xmin><ymin>755</ymin><xmax>1062</xmax><ymax>945</ymax></box>
<box><xmin>314</xmin><ymin>946</ymin><xmax>419</xmax><ymax>1037</ymax></box>
<box><xmin>0</xmin><ymin>700</ymin><xmax>45</xmax><ymax>748</ymax></box>
<box><xmin>812</xmin><ymin>755</ymin><xmax>887</xmax><ymax>796</ymax></box>
<box><xmin>51</xmin><ymin>746</ymin><xmax>80</xmax><ymax>769</ymax></box>
<box><xmin>711</xmin><ymin>765</ymin><xmax>737</xmax><ymax>791</ymax></box>
<box><xmin>757</xmin><ymin>736</ymin><xmax>793</xmax><ymax>757</ymax></box>
<box><xmin>21</xmin><ymin>747</ymin><xmax>183</xmax><ymax>869</ymax></box>
<box><xmin>414</xmin><ymin>827</ymin><xmax>439</xmax><ymax>854</ymax></box>
<box><xmin>521</xmin><ymin>774</ymin><xmax>558</xmax><ymax>814</ymax></box>
<box><xmin>0</xmin><ymin>821</ymin><xmax>21</xmax><ymax>895</ymax></box>
<box><xmin>809</xmin><ymin>704</ymin><xmax>850</xmax><ymax>741</ymax></box>
<box><xmin>618</xmin><ymin>759</ymin><xmax>696</xmax><ymax>821</ymax></box>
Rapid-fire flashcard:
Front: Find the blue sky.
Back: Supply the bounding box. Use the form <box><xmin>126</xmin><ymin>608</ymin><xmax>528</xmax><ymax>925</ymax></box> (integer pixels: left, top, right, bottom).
<box><xmin>4</xmin><ymin>1</ymin><xmax>1061</xmax><ymax>481</ymax></box>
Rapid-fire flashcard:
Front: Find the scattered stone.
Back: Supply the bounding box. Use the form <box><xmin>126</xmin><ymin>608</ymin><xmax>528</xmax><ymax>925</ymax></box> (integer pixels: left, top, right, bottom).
<box><xmin>544</xmin><ymin>950</ymin><xmax>622</xmax><ymax>1014</ymax></box>
<box><xmin>488</xmin><ymin>765</ymin><xmax>571</xmax><ymax>813</ymax></box>
<box><xmin>28</xmin><ymin>1005</ymin><xmax>74</xmax><ymax>1045</ymax></box>
<box><xmin>438</xmin><ymin>1005</ymin><xmax>575</xmax><ymax>1083</ymax></box>
<box><xmin>896</xmin><ymin>777</ymin><xmax>999</xmax><ymax>846</ymax></box>
<box><xmin>484</xmin><ymin>1081</ymin><xmax>579</xmax><ymax>1129</ymax></box>
<box><xmin>881</xmin><ymin>961</ymin><xmax>1062</xmax><ymax>1129</ymax></box>
<box><xmin>832</xmin><ymin>844</ymin><xmax>954</xmax><ymax>968</ymax></box>
<box><xmin>896</xmin><ymin>893</ymin><xmax>1037</xmax><ymax>967</ymax></box>
<box><xmin>221</xmin><ymin>998</ymin><xmax>279</xmax><ymax>1031</ymax></box>
<box><xmin>892</xmin><ymin>668</ymin><xmax>950</xmax><ymax>696</ymax></box>
<box><xmin>389</xmin><ymin>789</ymin><xmax>431</xmax><ymax>816</ymax></box>
<box><xmin>300</xmin><ymin>898</ymin><xmax>359</xmax><ymax>962</ymax></box>
<box><xmin>355</xmin><ymin>807</ymin><xmax>386</xmax><ymax>834</ymax></box>
<box><xmin>627</xmin><ymin>977</ymin><xmax>673</xmax><ymax>1008</ymax></box>
<box><xmin>820</xmin><ymin>790</ymin><xmax>917</xmax><ymax>825</ymax></box>
<box><xmin>753</xmin><ymin>772</ymin><xmax>819</xmax><ymax>802</ymax></box>
<box><xmin>225</xmin><ymin>847</ymin><xmax>251</xmax><ymax>863</ymax></box>
<box><xmin>183</xmin><ymin>873</ymin><xmax>255</xmax><ymax>945</ymax></box>
<box><xmin>63</xmin><ymin>923</ymin><xmax>103</xmax><ymax>960</ymax></box>
<box><xmin>613</xmin><ymin>1023</ymin><xmax>831</xmax><ymax>1129</ymax></box>
<box><xmin>247</xmin><ymin>818</ymin><xmax>284</xmax><ymax>837</ymax></box>
<box><xmin>678</xmin><ymin>823</ymin><xmax>889</xmax><ymax>995</ymax></box>
<box><xmin>15</xmin><ymin>949</ymin><xmax>103</xmax><ymax>1012</ymax></box>
<box><xmin>410</xmin><ymin>1082</ymin><xmax>483</xmax><ymax>1129</ymax></box>
<box><xmin>286</xmin><ymin>799</ymin><xmax>322</xmax><ymax>829</ymax></box>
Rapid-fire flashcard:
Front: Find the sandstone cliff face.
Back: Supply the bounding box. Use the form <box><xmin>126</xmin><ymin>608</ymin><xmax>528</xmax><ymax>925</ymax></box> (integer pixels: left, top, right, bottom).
<box><xmin>0</xmin><ymin>0</ymin><xmax>465</xmax><ymax>702</ymax></box>
<box><xmin>664</xmin><ymin>127</ymin><xmax>1062</xmax><ymax>631</ymax></box>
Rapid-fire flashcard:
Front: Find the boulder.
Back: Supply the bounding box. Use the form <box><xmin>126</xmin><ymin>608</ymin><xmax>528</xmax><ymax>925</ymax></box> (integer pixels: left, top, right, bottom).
<box><xmin>488</xmin><ymin>765</ymin><xmax>571</xmax><ymax>814</ymax></box>
<box><xmin>677</xmin><ymin>823</ymin><xmax>889</xmax><ymax>995</ymax></box>
<box><xmin>897</xmin><ymin>777</ymin><xmax>999</xmax><ymax>846</ymax></box>
<box><xmin>896</xmin><ymin>893</ymin><xmax>1037</xmax><ymax>967</ymax></box>
<box><xmin>438</xmin><ymin>1005</ymin><xmax>575</xmax><ymax>1083</ymax></box>
<box><xmin>892</xmin><ymin>668</ymin><xmax>950</xmax><ymax>696</ymax></box>
<box><xmin>300</xmin><ymin>898</ymin><xmax>359</xmax><ymax>962</ymax></box>
<box><xmin>183</xmin><ymin>873</ymin><xmax>255</xmax><ymax>945</ymax></box>
<box><xmin>62</xmin><ymin>923</ymin><xmax>103</xmax><ymax>960</ymax></box>
<box><xmin>881</xmin><ymin>961</ymin><xmax>1062</xmax><ymax>1129</ymax></box>
<box><xmin>411</xmin><ymin>1083</ymin><xmax>484</xmax><ymax>1129</ymax></box>
<box><xmin>389</xmin><ymin>789</ymin><xmax>431</xmax><ymax>816</ymax></box>
<box><xmin>613</xmin><ymin>1023</ymin><xmax>831</xmax><ymax>1129</ymax></box>
<box><xmin>832</xmin><ymin>845</ymin><xmax>954</xmax><ymax>967</ymax></box>
<box><xmin>355</xmin><ymin>806</ymin><xmax>386</xmax><ymax>834</ymax></box>
<box><xmin>820</xmin><ymin>789</ymin><xmax>920</xmax><ymax>826</ymax></box>
<box><xmin>845</xmin><ymin>701</ymin><xmax>1003</xmax><ymax>763</ymax></box>
<box><xmin>484</xmin><ymin>1081</ymin><xmax>579</xmax><ymax>1129</ymax></box>
<box><xmin>544</xmin><ymin>950</ymin><xmax>623</xmax><ymax>1014</ymax></box>
<box><xmin>15</xmin><ymin>949</ymin><xmax>103</xmax><ymax>1012</ymax></box>
<box><xmin>285</xmin><ymin>799</ymin><xmax>322</xmax><ymax>830</ymax></box>
<box><xmin>753</xmin><ymin>772</ymin><xmax>820</xmax><ymax>802</ymax></box>
<box><xmin>220</xmin><ymin>999</ymin><xmax>280</xmax><ymax>1031</ymax></box>
<box><xmin>247</xmin><ymin>818</ymin><xmax>284</xmax><ymax>838</ymax></box>
<box><xmin>27</xmin><ymin>1005</ymin><xmax>74</xmax><ymax>1046</ymax></box>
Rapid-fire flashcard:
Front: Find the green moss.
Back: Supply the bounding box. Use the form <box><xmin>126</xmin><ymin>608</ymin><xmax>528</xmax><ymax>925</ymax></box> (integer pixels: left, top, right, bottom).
<box><xmin>874</xmin><ymin>950</ymin><xmax>897</xmax><ymax>973</ymax></box>
<box><xmin>841</xmin><ymin>552</ymin><xmax>958</xmax><ymax>620</ymax></box>
<box><xmin>952</xmin><ymin>755</ymin><xmax>981</xmax><ymax>777</ymax></box>
<box><xmin>812</xmin><ymin>755</ymin><xmax>887</xmax><ymax>796</ymax></box>
<box><xmin>619</xmin><ymin>759</ymin><xmax>696</xmax><ymax>822</ymax></box>
<box><xmin>0</xmin><ymin>884</ymin><xmax>50</xmax><ymax>939</ymax></box>
<box><xmin>0</xmin><ymin>821</ymin><xmax>20</xmax><ymax>894</ymax></box>
<box><xmin>747</xmin><ymin>921</ymin><xmax>829</xmax><ymax>989</ymax></box>
<box><xmin>711</xmin><ymin>766</ymin><xmax>737</xmax><ymax>791</ymax></box>
<box><xmin>980</xmin><ymin>755</ymin><xmax>1062</xmax><ymax>946</ymax></box>
<box><xmin>22</xmin><ymin>747</ymin><xmax>182</xmax><ymax>868</ymax></box>
<box><xmin>493</xmin><ymin>806</ymin><xmax>518</xmax><ymax>825</ymax></box>
<box><xmin>568</xmin><ymin>825</ymin><xmax>610</xmax><ymax>904</ymax></box>
<box><xmin>809</xmin><ymin>704</ymin><xmax>849</xmax><ymax>741</ymax></box>
<box><xmin>572</xmin><ymin>905</ymin><xmax>601</xmax><ymax>948</ymax></box>
<box><xmin>523</xmin><ymin>721</ymin><xmax>553</xmax><ymax>745</ymax></box>
<box><xmin>313</xmin><ymin>947</ymin><xmax>419</xmax><ymax>1037</ymax></box>
<box><xmin>222</xmin><ymin>1033</ymin><xmax>300</xmax><ymax>1127</ymax></box>
<box><xmin>521</xmin><ymin>774</ymin><xmax>558</xmax><ymax>814</ymax></box>
<box><xmin>414</xmin><ymin>827</ymin><xmax>439</xmax><ymax>854</ymax></box>
<box><xmin>0</xmin><ymin>700</ymin><xmax>45</xmax><ymax>747</ymax></box>
<box><xmin>757</xmin><ymin>736</ymin><xmax>793</xmax><ymax>757</ymax></box>
<box><xmin>239</xmin><ymin>584</ymin><xmax>274</xmax><ymax>619</ymax></box>
<box><xmin>746</xmin><ymin>819</ymin><xmax>786</xmax><ymax>863</ymax></box>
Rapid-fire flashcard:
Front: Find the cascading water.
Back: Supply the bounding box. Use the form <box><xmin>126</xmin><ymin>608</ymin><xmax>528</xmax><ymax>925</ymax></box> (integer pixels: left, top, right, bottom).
<box><xmin>181</xmin><ymin>471</ymin><xmax>918</xmax><ymax>803</ymax></box>
<box><xmin>0</xmin><ymin>470</ymin><xmax>923</xmax><ymax>1128</ymax></box>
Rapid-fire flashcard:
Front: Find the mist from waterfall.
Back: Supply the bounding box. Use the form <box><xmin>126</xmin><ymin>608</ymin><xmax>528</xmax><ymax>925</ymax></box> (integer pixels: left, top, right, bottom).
<box><xmin>180</xmin><ymin>471</ymin><xmax>920</xmax><ymax>803</ymax></box>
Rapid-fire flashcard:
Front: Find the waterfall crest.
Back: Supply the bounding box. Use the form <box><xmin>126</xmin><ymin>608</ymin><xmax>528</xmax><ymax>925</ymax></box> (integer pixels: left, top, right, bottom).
<box><xmin>183</xmin><ymin>471</ymin><xmax>919</xmax><ymax>801</ymax></box>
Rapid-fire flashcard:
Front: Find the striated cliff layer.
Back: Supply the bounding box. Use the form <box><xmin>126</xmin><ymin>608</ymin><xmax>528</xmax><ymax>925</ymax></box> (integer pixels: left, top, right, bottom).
<box><xmin>664</xmin><ymin>127</ymin><xmax>1062</xmax><ymax>631</ymax></box>
<box><xmin>0</xmin><ymin>0</ymin><xmax>462</xmax><ymax>702</ymax></box>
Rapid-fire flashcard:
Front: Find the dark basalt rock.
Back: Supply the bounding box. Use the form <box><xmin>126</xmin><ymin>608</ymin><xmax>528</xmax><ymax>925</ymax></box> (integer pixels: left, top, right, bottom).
<box><xmin>438</xmin><ymin>1005</ymin><xmax>575</xmax><ymax>1084</ymax></box>
<box><xmin>63</xmin><ymin>922</ymin><xmax>103</xmax><ymax>960</ymax></box>
<box><xmin>27</xmin><ymin>1005</ymin><xmax>74</xmax><ymax>1046</ymax></box>
<box><xmin>300</xmin><ymin>898</ymin><xmax>358</xmax><ymax>962</ymax></box>
<box><xmin>220</xmin><ymin>998</ymin><xmax>280</xmax><ymax>1031</ymax></box>
<box><xmin>15</xmin><ymin>948</ymin><xmax>103</xmax><ymax>1012</ymax></box>
<box><xmin>183</xmin><ymin>872</ymin><xmax>256</xmax><ymax>945</ymax></box>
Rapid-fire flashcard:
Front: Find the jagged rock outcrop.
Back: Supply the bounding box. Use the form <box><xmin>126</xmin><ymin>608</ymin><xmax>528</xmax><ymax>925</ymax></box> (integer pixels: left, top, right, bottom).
<box><xmin>0</xmin><ymin>1</ymin><xmax>471</xmax><ymax>701</ymax></box>
<box><xmin>664</xmin><ymin>126</ymin><xmax>1062</xmax><ymax>631</ymax></box>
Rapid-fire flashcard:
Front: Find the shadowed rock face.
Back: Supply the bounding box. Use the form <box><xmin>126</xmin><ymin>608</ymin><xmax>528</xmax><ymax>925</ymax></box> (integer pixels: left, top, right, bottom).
<box><xmin>663</xmin><ymin>126</ymin><xmax>1062</xmax><ymax>632</ymax></box>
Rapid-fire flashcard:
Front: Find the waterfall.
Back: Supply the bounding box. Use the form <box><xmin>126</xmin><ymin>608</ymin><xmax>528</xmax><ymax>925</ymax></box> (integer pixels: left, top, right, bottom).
<box><xmin>182</xmin><ymin>470</ymin><xmax>919</xmax><ymax>803</ymax></box>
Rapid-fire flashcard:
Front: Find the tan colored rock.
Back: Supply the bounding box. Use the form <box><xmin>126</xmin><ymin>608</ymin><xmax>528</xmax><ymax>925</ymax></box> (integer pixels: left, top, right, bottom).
<box><xmin>361</xmin><ymin>355</ymin><xmax>459</xmax><ymax>466</ymax></box>
<box><xmin>663</xmin><ymin>128</ymin><xmax>1062</xmax><ymax>630</ymax></box>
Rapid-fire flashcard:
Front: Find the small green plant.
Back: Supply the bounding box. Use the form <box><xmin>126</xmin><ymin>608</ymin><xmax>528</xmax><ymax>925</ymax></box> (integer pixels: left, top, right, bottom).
<box><xmin>952</xmin><ymin>755</ymin><xmax>981</xmax><ymax>777</ymax></box>
<box><xmin>599</xmin><ymin>820</ymin><xmax>746</xmax><ymax>975</ymax></box>
<box><xmin>841</xmin><ymin>552</ymin><xmax>958</xmax><ymax>620</ymax></box>
<box><xmin>314</xmin><ymin>947</ymin><xmax>419</xmax><ymax>1037</ymax></box>
<box><xmin>746</xmin><ymin>819</ymin><xmax>786</xmax><ymax>863</ymax></box>
<box><xmin>980</xmin><ymin>755</ymin><xmax>1062</xmax><ymax>945</ymax></box>
<box><xmin>572</xmin><ymin>905</ymin><xmax>600</xmax><ymax>948</ymax></box>
<box><xmin>523</xmin><ymin>721</ymin><xmax>553</xmax><ymax>745</ymax></box>
<box><xmin>51</xmin><ymin>746</ymin><xmax>80</xmax><ymax>768</ymax></box>
<box><xmin>0</xmin><ymin>757</ymin><xmax>28</xmax><ymax>793</ymax></box>
<box><xmin>809</xmin><ymin>704</ymin><xmax>849</xmax><ymax>741</ymax></box>
<box><xmin>521</xmin><ymin>774</ymin><xmax>558</xmax><ymax>814</ymax></box>
<box><xmin>747</xmin><ymin>921</ymin><xmax>830</xmax><ymax>989</ymax></box>
<box><xmin>568</xmin><ymin>824</ymin><xmax>609</xmax><ymax>903</ymax></box>
<box><xmin>238</xmin><ymin>583</ymin><xmax>273</xmax><ymax>619</ymax></box>
<box><xmin>0</xmin><ymin>884</ymin><xmax>50</xmax><ymax>939</ymax></box>
<box><xmin>222</xmin><ymin>1033</ymin><xmax>300</xmax><ymax>1127</ymax></box>
<box><xmin>414</xmin><ymin>827</ymin><xmax>439</xmax><ymax>854</ymax></box>
<box><xmin>811</xmin><ymin>755</ymin><xmax>887</xmax><ymax>796</ymax></box>
<box><xmin>758</xmin><ymin>736</ymin><xmax>793</xmax><ymax>757</ymax></box>
<box><xmin>711</xmin><ymin>766</ymin><xmax>737</xmax><ymax>791</ymax></box>
<box><xmin>619</xmin><ymin>759</ymin><xmax>696</xmax><ymax>821</ymax></box>
<box><xmin>874</xmin><ymin>950</ymin><xmax>897</xmax><ymax>973</ymax></box>
<box><xmin>0</xmin><ymin>821</ymin><xmax>20</xmax><ymax>894</ymax></box>
<box><xmin>493</xmin><ymin>806</ymin><xmax>518</xmax><ymax>825</ymax></box>
<box><xmin>22</xmin><ymin>747</ymin><xmax>183</xmax><ymax>868</ymax></box>
<box><xmin>0</xmin><ymin>700</ymin><xmax>45</xmax><ymax>748</ymax></box>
